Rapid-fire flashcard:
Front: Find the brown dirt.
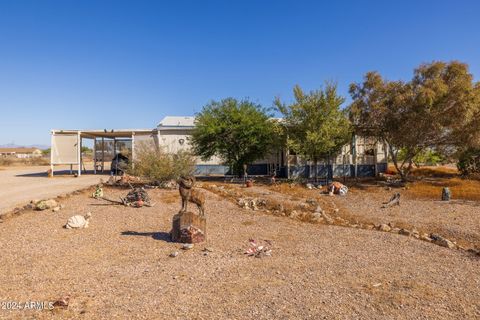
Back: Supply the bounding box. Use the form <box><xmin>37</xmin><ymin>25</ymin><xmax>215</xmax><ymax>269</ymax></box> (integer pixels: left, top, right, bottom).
<box><xmin>0</xmin><ymin>185</ymin><xmax>479</xmax><ymax>319</ymax></box>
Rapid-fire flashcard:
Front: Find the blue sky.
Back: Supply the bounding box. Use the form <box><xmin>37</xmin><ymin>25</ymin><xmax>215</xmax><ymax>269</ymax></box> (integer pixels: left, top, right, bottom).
<box><xmin>0</xmin><ymin>0</ymin><xmax>479</xmax><ymax>146</ymax></box>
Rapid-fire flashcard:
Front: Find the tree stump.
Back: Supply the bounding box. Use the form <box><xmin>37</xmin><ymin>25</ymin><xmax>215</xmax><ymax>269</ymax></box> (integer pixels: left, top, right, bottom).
<box><xmin>171</xmin><ymin>211</ymin><xmax>206</xmax><ymax>243</ymax></box>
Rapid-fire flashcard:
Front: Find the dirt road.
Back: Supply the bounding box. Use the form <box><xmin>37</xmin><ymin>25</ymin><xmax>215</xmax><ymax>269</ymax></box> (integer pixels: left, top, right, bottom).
<box><xmin>0</xmin><ymin>166</ymin><xmax>104</xmax><ymax>216</ymax></box>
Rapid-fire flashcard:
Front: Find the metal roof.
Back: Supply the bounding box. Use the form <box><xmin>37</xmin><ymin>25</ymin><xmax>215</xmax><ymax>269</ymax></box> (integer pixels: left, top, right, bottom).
<box><xmin>51</xmin><ymin>129</ymin><xmax>157</xmax><ymax>139</ymax></box>
<box><xmin>157</xmin><ymin>116</ymin><xmax>195</xmax><ymax>129</ymax></box>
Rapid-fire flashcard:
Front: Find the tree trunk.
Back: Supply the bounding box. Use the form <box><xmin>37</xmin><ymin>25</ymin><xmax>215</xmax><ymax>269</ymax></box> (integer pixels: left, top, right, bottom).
<box><xmin>389</xmin><ymin>144</ymin><xmax>406</xmax><ymax>181</ymax></box>
<box><xmin>314</xmin><ymin>158</ymin><xmax>318</xmax><ymax>183</ymax></box>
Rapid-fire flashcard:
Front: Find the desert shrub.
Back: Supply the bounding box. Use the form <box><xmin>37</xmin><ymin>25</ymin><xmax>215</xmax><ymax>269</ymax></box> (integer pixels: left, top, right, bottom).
<box><xmin>128</xmin><ymin>144</ymin><xmax>196</xmax><ymax>183</ymax></box>
<box><xmin>26</xmin><ymin>157</ymin><xmax>50</xmax><ymax>166</ymax></box>
<box><xmin>0</xmin><ymin>158</ymin><xmax>13</xmax><ymax>166</ymax></box>
<box><xmin>457</xmin><ymin>148</ymin><xmax>480</xmax><ymax>177</ymax></box>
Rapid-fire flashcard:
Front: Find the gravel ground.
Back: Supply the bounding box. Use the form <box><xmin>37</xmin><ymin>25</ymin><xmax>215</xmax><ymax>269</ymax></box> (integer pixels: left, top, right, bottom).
<box><xmin>0</xmin><ymin>186</ymin><xmax>479</xmax><ymax>319</ymax></box>
<box><xmin>333</xmin><ymin>185</ymin><xmax>480</xmax><ymax>248</ymax></box>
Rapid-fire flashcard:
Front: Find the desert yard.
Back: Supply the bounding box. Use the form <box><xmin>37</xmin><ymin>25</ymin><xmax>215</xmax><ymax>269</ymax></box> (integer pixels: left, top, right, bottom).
<box><xmin>0</xmin><ymin>181</ymin><xmax>479</xmax><ymax>319</ymax></box>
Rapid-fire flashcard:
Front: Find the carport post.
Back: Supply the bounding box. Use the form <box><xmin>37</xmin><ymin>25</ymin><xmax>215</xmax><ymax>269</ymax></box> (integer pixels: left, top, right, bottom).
<box><xmin>50</xmin><ymin>130</ymin><xmax>54</xmax><ymax>176</ymax></box>
<box><xmin>93</xmin><ymin>137</ymin><xmax>97</xmax><ymax>174</ymax></box>
<box><xmin>77</xmin><ymin>131</ymin><xmax>82</xmax><ymax>177</ymax></box>
<box><xmin>131</xmin><ymin>132</ymin><xmax>135</xmax><ymax>169</ymax></box>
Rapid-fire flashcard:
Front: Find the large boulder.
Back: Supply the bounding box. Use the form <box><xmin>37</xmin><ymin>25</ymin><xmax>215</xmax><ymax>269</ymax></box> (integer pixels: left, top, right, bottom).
<box><xmin>171</xmin><ymin>211</ymin><xmax>206</xmax><ymax>243</ymax></box>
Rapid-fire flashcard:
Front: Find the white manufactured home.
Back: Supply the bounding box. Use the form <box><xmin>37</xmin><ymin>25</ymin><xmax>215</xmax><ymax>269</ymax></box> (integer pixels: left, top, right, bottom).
<box><xmin>50</xmin><ymin>116</ymin><xmax>388</xmax><ymax>178</ymax></box>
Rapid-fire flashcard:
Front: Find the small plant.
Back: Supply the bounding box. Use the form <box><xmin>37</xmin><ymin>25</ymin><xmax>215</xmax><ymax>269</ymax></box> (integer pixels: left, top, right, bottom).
<box><xmin>128</xmin><ymin>143</ymin><xmax>196</xmax><ymax>183</ymax></box>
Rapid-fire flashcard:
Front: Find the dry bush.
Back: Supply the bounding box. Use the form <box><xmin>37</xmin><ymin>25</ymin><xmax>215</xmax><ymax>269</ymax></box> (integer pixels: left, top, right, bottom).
<box><xmin>128</xmin><ymin>144</ymin><xmax>196</xmax><ymax>183</ymax></box>
<box><xmin>0</xmin><ymin>158</ymin><xmax>13</xmax><ymax>166</ymax></box>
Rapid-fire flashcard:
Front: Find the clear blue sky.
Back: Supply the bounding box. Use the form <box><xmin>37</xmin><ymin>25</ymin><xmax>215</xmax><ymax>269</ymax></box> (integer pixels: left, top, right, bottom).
<box><xmin>1</xmin><ymin>0</ymin><xmax>479</xmax><ymax>146</ymax></box>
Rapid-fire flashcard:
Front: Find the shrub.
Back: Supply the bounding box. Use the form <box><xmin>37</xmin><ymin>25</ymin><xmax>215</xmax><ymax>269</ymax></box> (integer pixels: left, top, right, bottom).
<box><xmin>128</xmin><ymin>144</ymin><xmax>196</xmax><ymax>183</ymax></box>
<box><xmin>0</xmin><ymin>158</ymin><xmax>13</xmax><ymax>166</ymax></box>
<box><xmin>457</xmin><ymin>148</ymin><xmax>480</xmax><ymax>177</ymax></box>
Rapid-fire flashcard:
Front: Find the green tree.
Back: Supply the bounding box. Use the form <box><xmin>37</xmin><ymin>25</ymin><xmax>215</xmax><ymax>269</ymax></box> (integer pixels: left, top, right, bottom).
<box><xmin>275</xmin><ymin>83</ymin><xmax>352</xmax><ymax>182</ymax></box>
<box><xmin>191</xmin><ymin>98</ymin><xmax>276</xmax><ymax>176</ymax></box>
<box><xmin>350</xmin><ymin>61</ymin><xmax>480</xmax><ymax>181</ymax></box>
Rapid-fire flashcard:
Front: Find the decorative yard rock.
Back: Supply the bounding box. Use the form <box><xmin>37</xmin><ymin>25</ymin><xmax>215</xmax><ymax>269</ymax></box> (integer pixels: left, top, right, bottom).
<box><xmin>430</xmin><ymin>234</ymin><xmax>456</xmax><ymax>249</ymax></box>
<box><xmin>64</xmin><ymin>212</ymin><xmax>91</xmax><ymax>229</ymax></box>
<box><xmin>34</xmin><ymin>199</ymin><xmax>58</xmax><ymax>211</ymax></box>
<box><xmin>321</xmin><ymin>212</ymin><xmax>334</xmax><ymax>224</ymax></box>
<box><xmin>52</xmin><ymin>206</ymin><xmax>61</xmax><ymax>212</ymax></box>
<box><xmin>310</xmin><ymin>212</ymin><xmax>323</xmax><ymax>222</ymax></box>
<box><xmin>442</xmin><ymin>187</ymin><xmax>451</xmax><ymax>201</ymax></box>
<box><xmin>182</xmin><ymin>243</ymin><xmax>194</xmax><ymax>250</ymax></box>
<box><xmin>171</xmin><ymin>211</ymin><xmax>206</xmax><ymax>243</ymax></box>
<box><xmin>378</xmin><ymin>224</ymin><xmax>391</xmax><ymax>232</ymax></box>
<box><xmin>399</xmin><ymin>229</ymin><xmax>412</xmax><ymax>236</ymax></box>
<box><xmin>306</xmin><ymin>183</ymin><xmax>314</xmax><ymax>190</ymax></box>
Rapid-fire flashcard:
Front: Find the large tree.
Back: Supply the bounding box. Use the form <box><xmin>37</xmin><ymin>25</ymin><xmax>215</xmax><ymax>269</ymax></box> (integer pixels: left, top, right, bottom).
<box><xmin>349</xmin><ymin>61</ymin><xmax>480</xmax><ymax>181</ymax></box>
<box><xmin>191</xmin><ymin>98</ymin><xmax>276</xmax><ymax>176</ymax></box>
<box><xmin>275</xmin><ymin>84</ymin><xmax>352</xmax><ymax>182</ymax></box>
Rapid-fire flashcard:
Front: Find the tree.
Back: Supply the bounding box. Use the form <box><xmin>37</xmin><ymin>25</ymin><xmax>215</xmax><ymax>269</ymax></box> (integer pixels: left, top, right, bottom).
<box><xmin>349</xmin><ymin>61</ymin><xmax>480</xmax><ymax>181</ymax></box>
<box><xmin>275</xmin><ymin>84</ymin><xmax>352</xmax><ymax>182</ymax></box>
<box><xmin>191</xmin><ymin>98</ymin><xmax>276</xmax><ymax>176</ymax></box>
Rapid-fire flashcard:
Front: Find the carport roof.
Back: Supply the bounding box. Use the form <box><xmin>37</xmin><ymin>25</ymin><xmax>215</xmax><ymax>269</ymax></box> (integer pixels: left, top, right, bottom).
<box><xmin>51</xmin><ymin>129</ymin><xmax>157</xmax><ymax>139</ymax></box>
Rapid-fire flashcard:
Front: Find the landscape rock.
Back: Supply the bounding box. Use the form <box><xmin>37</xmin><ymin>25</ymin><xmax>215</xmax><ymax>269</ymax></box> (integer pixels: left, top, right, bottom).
<box><xmin>34</xmin><ymin>199</ymin><xmax>58</xmax><ymax>211</ymax></box>
<box><xmin>399</xmin><ymin>229</ymin><xmax>412</xmax><ymax>236</ymax></box>
<box><xmin>310</xmin><ymin>212</ymin><xmax>323</xmax><ymax>222</ymax></box>
<box><xmin>182</xmin><ymin>243</ymin><xmax>194</xmax><ymax>250</ymax></box>
<box><xmin>321</xmin><ymin>212</ymin><xmax>334</xmax><ymax>224</ymax></box>
<box><xmin>430</xmin><ymin>234</ymin><xmax>456</xmax><ymax>249</ymax></box>
<box><xmin>169</xmin><ymin>251</ymin><xmax>179</xmax><ymax>258</ymax></box>
<box><xmin>378</xmin><ymin>224</ymin><xmax>392</xmax><ymax>232</ymax></box>
<box><xmin>305</xmin><ymin>183</ymin><xmax>314</xmax><ymax>190</ymax></box>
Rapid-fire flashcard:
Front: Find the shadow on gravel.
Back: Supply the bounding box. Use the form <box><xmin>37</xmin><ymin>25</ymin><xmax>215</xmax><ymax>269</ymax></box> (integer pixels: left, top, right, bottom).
<box><xmin>121</xmin><ymin>230</ymin><xmax>171</xmax><ymax>242</ymax></box>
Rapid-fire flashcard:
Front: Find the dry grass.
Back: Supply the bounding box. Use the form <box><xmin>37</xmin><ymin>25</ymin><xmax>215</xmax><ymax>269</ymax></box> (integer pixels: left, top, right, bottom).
<box><xmin>0</xmin><ymin>157</ymin><xmax>49</xmax><ymax>167</ymax></box>
<box><xmin>387</xmin><ymin>164</ymin><xmax>460</xmax><ymax>178</ymax></box>
<box><xmin>406</xmin><ymin>178</ymin><xmax>480</xmax><ymax>201</ymax></box>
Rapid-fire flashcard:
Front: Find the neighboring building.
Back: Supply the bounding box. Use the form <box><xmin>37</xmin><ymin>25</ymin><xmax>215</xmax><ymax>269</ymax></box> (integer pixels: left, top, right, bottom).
<box><xmin>157</xmin><ymin>116</ymin><xmax>388</xmax><ymax>179</ymax></box>
<box><xmin>0</xmin><ymin>147</ymin><xmax>43</xmax><ymax>158</ymax></box>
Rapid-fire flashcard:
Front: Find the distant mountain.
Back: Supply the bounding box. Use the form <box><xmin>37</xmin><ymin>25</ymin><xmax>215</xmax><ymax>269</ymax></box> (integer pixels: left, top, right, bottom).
<box><xmin>0</xmin><ymin>143</ymin><xmax>49</xmax><ymax>150</ymax></box>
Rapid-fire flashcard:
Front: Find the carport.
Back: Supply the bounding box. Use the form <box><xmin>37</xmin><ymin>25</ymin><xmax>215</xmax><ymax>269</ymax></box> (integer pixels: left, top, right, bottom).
<box><xmin>50</xmin><ymin>129</ymin><xmax>158</xmax><ymax>176</ymax></box>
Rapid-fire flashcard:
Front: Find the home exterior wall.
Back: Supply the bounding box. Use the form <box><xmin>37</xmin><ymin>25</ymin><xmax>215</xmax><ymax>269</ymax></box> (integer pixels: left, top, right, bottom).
<box><xmin>157</xmin><ymin>117</ymin><xmax>388</xmax><ymax>178</ymax></box>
